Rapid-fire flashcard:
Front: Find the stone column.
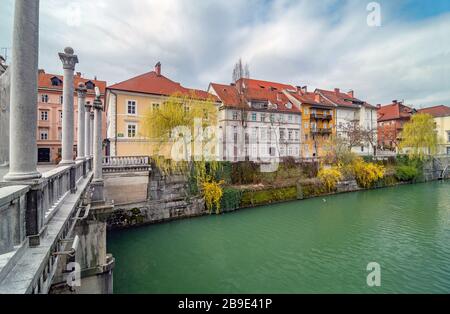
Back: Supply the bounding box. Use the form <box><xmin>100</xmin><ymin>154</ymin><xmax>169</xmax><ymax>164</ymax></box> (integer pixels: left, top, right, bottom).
<box><xmin>91</xmin><ymin>93</ymin><xmax>104</xmax><ymax>202</ymax></box>
<box><xmin>85</xmin><ymin>101</ymin><xmax>92</xmax><ymax>157</ymax></box>
<box><xmin>90</xmin><ymin>112</ymin><xmax>94</xmax><ymax>157</ymax></box>
<box><xmin>58</xmin><ymin>47</ymin><xmax>78</xmax><ymax>166</ymax></box>
<box><xmin>76</xmin><ymin>83</ymin><xmax>87</xmax><ymax>161</ymax></box>
<box><xmin>4</xmin><ymin>0</ymin><xmax>41</xmax><ymax>181</ymax></box>
<box><xmin>77</xmin><ymin>83</ymin><xmax>87</xmax><ymax>160</ymax></box>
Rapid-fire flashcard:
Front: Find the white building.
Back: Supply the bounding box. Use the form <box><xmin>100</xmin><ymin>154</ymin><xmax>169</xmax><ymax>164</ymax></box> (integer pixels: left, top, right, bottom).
<box><xmin>208</xmin><ymin>79</ymin><xmax>302</xmax><ymax>163</ymax></box>
<box><xmin>316</xmin><ymin>88</ymin><xmax>378</xmax><ymax>155</ymax></box>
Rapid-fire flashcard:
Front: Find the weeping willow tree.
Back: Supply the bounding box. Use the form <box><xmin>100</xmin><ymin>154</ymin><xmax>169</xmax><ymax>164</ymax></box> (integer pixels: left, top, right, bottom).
<box><xmin>399</xmin><ymin>113</ymin><xmax>438</xmax><ymax>160</ymax></box>
<box><xmin>142</xmin><ymin>91</ymin><xmax>224</xmax><ymax>211</ymax></box>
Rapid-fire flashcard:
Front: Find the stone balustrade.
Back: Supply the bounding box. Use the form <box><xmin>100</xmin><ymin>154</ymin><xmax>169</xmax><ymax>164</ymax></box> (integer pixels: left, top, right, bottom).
<box><xmin>102</xmin><ymin>156</ymin><xmax>151</xmax><ymax>173</ymax></box>
<box><xmin>0</xmin><ymin>158</ymin><xmax>94</xmax><ymax>294</ymax></box>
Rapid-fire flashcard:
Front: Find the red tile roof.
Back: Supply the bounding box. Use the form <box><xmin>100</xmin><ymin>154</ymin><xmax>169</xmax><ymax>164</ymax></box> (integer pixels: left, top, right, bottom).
<box><xmin>108</xmin><ymin>71</ymin><xmax>216</xmax><ymax>101</ymax></box>
<box><xmin>210</xmin><ymin>80</ymin><xmax>300</xmax><ymax>113</ymax></box>
<box><xmin>287</xmin><ymin>91</ymin><xmax>335</xmax><ymax>109</ymax></box>
<box><xmin>237</xmin><ymin>78</ymin><xmax>297</xmax><ymax>92</ymax></box>
<box><xmin>378</xmin><ymin>102</ymin><xmax>416</xmax><ymax>122</ymax></box>
<box><xmin>417</xmin><ymin>105</ymin><xmax>450</xmax><ymax>118</ymax></box>
<box><xmin>316</xmin><ymin>88</ymin><xmax>376</xmax><ymax>109</ymax></box>
<box><xmin>38</xmin><ymin>70</ymin><xmax>106</xmax><ymax>95</ymax></box>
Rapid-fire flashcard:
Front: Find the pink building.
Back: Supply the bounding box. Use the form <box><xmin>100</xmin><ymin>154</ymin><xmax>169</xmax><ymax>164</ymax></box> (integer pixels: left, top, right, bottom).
<box><xmin>37</xmin><ymin>70</ymin><xmax>107</xmax><ymax>163</ymax></box>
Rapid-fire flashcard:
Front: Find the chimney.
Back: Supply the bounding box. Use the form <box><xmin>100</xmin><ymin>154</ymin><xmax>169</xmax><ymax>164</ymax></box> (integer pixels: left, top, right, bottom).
<box><xmin>38</xmin><ymin>69</ymin><xmax>45</xmax><ymax>74</ymax></box>
<box><xmin>334</xmin><ymin>88</ymin><xmax>340</xmax><ymax>94</ymax></box>
<box><xmin>348</xmin><ymin>90</ymin><xmax>354</xmax><ymax>98</ymax></box>
<box><xmin>76</xmin><ymin>72</ymin><xmax>81</xmax><ymax>77</ymax></box>
<box><xmin>302</xmin><ymin>86</ymin><xmax>308</xmax><ymax>94</ymax></box>
<box><xmin>155</xmin><ymin>62</ymin><xmax>161</xmax><ymax>76</ymax></box>
<box><xmin>392</xmin><ymin>100</ymin><xmax>398</xmax><ymax>104</ymax></box>
<box><xmin>377</xmin><ymin>104</ymin><xmax>381</xmax><ymax>109</ymax></box>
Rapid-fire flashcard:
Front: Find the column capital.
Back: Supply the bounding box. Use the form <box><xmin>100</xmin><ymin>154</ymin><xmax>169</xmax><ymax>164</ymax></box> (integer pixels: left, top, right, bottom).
<box><xmin>77</xmin><ymin>82</ymin><xmax>87</xmax><ymax>98</ymax></box>
<box><xmin>58</xmin><ymin>47</ymin><xmax>79</xmax><ymax>70</ymax></box>
<box><xmin>93</xmin><ymin>97</ymin><xmax>103</xmax><ymax>111</ymax></box>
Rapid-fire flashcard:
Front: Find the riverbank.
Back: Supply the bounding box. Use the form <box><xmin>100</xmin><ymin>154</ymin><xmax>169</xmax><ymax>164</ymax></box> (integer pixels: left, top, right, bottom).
<box><xmin>106</xmin><ymin>174</ymin><xmax>445</xmax><ymax>230</ymax></box>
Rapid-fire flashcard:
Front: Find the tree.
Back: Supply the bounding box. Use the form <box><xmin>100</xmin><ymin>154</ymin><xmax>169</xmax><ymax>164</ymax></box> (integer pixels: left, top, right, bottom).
<box><xmin>340</xmin><ymin>121</ymin><xmax>364</xmax><ymax>150</ymax></box>
<box><xmin>399</xmin><ymin>113</ymin><xmax>438</xmax><ymax>160</ymax></box>
<box><xmin>142</xmin><ymin>91</ymin><xmax>218</xmax><ymax>162</ymax></box>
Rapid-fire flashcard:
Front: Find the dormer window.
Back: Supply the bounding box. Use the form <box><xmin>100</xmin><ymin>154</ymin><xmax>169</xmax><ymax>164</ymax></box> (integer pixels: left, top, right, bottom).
<box><xmin>50</xmin><ymin>76</ymin><xmax>62</xmax><ymax>86</ymax></box>
<box><xmin>85</xmin><ymin>81</ymin><xmax>95</xmax><ymax>90</ymax></box>
<box><xmin>286</xmin><ymin>103</ymin><xmax>292</xmax><ymax>109</ymax></box>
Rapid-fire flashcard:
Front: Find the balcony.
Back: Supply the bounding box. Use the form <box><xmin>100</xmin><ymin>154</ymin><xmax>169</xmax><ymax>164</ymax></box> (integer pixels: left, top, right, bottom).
<box><xmin>311</xmin><ymin>128</ymin><xmax>332</xmax><ymax>135</ymax></box>
<box><xmin>310</xmin><ymin>113</ymin><xmax>333</xmax><ymax>120</ymax></box>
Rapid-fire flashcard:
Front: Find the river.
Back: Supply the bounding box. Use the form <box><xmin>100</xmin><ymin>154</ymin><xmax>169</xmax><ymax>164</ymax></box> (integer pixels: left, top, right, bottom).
<box><xmin>107</xmin><ymin>181</ymin><xmax>450</xmax><ymax>293</ymax></box>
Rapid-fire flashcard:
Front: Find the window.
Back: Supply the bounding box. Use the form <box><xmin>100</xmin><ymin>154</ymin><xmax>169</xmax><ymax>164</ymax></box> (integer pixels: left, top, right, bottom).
<box><xmin>304</xmin><ymin>108</ymin><xmax>309</xmax><ymax>115</ymax></box>
<box><xmin>40</xmin><ymin>111</ymin><xmax>49</xmax><ymax>121</ymax></box>
<box><xmin>280</xmin><ymin>129</ymin><xmax>285</xmax><ymax>140</ymax></box>
<box><xmin>447</xmin><ymin>131</ymin><xmax>450</xmax><ymax>143</ymax></box>
<box><xmin>270</xmin><ymin>114</ymin><xmax>275</xmax><ymax>123</ymax></box>
<box><xmin>260</xmin><ymin>114</ymin><xmax>266</xmax><ymax>122</ymax></box>
<box><xmin>232</xmin><ymin>111</ymin><xmax>239</xmax><ymax>120</ymax></box>
<box><xmin>41</xmin><ymin>94</ymin><xmax>49</xmax><ymax>103</ymax></box>
<box><xmin>251</xmin><ymin>113</ymin><xmax>257</xmax><ymax>121</ymax></box>
<box><xmin>261</xmin><ymin>128</ymin><xmax>267</xmax><ymax>141</ymax></box>
<box><xmin>127</xmin><ymin>100</ymin><xmax>137</xmax><ymax>115</ymax></box>
<box><xmin>288</xmin><ymin>147</ymin><xmax>293</xmax><ymax>156</ymax></box>
<box><xmin>58</xmin><ymin>129</ymin><xmax>62</xmax><ymax>140</ymax></box>
<box><xmin>85</xmin><ymin>81</ymin><xmax>95</xmax><ymax>90</ymax></box>
<box><xmin>127</xmin><ymin>124</ymin><xmax>137</xmax><ymax>138</ymax></box>
<box><xmin>152</xmin><ymin>103</ymin><xmax>160</xmax><ymax>111</ymax></box>
<box><xmin>59</xmin><ymin>111</ymin><xmax>63</xmax><ymax>121</ymax></box>
<box><xmin>252</xmin><ymin>128</ymin><xmax>258</xmax><ymax>140</ymax></box>
<box><xmin>39</xmin><ymin>129</ymin><xmax>48</xmax><ymax>140</ymax></box>
<box><xmin>295</xmin><ymin>130</ymin><xmax>299</xmax><ymax>141</ymax></box>
<box><xmin>288</xmin><ymin>130</ymin><xmax>293</xmax><ymax>141</ymax></box>
<box><xmin>60</xmin><ymin>95</ymin><xmax>63</xmax><ymax>104</ymax></box>
<box><xmin>51</xmin><ymin>77</ymin><xmax>62</xmax><ymax>86</ymax></box>
<box><xmin>304</xmin><ymin>122</ymin><xmax>309</xmax><ymax>129</ymax></box>
<box><xmin>288</xmin><ymin>115</ymin><xmax>293</xmax><ymax>122</ymax></box>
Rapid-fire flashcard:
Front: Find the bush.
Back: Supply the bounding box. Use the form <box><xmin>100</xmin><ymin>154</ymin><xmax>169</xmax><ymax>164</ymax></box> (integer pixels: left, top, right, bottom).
<box><xmin>298</xmin><ymin>178</ymin><xmax>327</xmax><ymax>198</ymax></box>
<box><xmin>231</xmin><ymin>162</ymin><xmax>259</xmax><ymax>185</ymax></box>
<box><xmin>395</xmin><ymin>165</ymin><xmax>420</xmax><ymax>182</ymax></box>
<box><xmin>318</xmin><ymin>167</ymin><xmax>343</xmax><ymax>192</ymax></box>
<box><xmin>220</xmin><ymin>188</ymin><xmax>243</xmax><ymax>212</ymax></box>
<box><xmin>353</xmin><ymin>159</ymin><xmax>385</xmax><ymax>188</ymax></box>
<box><xmin>203</xmin><ymin>180</ymin><xmax>224</xmax><ymax>214</ymax></box>
<box><xmin>240</xmin><ymin>186</ymin><xmax>297</xmax><ymax>207</ymax></box>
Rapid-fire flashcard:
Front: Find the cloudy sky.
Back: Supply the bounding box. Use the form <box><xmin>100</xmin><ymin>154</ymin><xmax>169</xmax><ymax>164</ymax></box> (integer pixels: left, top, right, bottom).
<box><xmin>1</xmin><ymin>0</ymin><xmax>450</xmax><ymax>108</ymax></box>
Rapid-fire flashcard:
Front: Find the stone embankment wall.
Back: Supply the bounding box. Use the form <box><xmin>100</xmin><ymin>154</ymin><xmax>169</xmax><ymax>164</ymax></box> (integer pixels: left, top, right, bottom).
<box><xmin>106</xmin><ymin>156</ymin><xmax>450</xmax><ymax>230</ymax></box>
<box><xmin>107</xmin><ymin>166</ymin><xmax>206</xmax><ymax>230</ymax></box>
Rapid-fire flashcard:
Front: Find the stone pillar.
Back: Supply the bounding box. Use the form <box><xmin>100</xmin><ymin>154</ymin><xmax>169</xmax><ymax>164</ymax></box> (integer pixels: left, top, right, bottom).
<box><xmin>76</xmin><ymin>83</ymin><xmax>87</xmax><ymax>160</ymax></box>
<box><xmin>91</xmin><ymin>93</ymin><xmax>104</xmax><ymax>202</ymax></box>
<box><xmin>58</xmin><ymin>47</ymin><xmax>78</xmax><ymax>166</ymax></box>
<box><xmin>3</xmin><ymin>0</ymin><xmax>41</xmax><ymax>181</ymax></box>
<box><xmin>90</xmin><ymin>112</ymin><xmax>94</xmax><ymax>157</ymax></box>
<box><xmin>0</xmin><ymin>68</ymin><xmax>10</xmax><ymax>167</ymax></box>
<box><xmin>85</xmin><ymin>101</ymin><xmax>92</xmax><ymax>158</ymax></box>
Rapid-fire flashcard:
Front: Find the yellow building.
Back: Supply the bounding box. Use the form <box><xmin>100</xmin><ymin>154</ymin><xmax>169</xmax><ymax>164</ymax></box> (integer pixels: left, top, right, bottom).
<box><xmin>418</xmin><ymin>105</ymin><xmax>450</xmax><ymax>155</ymax></box>
<box><xmin>105</xmin><ymin>63</ymin><xmax>219</xmax><ymax>157</ymax></box>
<box><xmin>285</xmin><ymin>90</ymin><xmax>336</xmax><ymax>158</ymax></box>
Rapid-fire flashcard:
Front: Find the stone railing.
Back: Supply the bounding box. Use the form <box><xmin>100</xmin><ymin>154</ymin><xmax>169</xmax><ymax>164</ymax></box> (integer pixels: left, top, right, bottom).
<box><xmin>102</xmin><ymin>156</ymin><xmax>151</xmax><ymax>173</ymax></box>
<box><xmin>0</xmin><ymin>157</ymin><xmax>93</xmax><ymax>294</ymax></box>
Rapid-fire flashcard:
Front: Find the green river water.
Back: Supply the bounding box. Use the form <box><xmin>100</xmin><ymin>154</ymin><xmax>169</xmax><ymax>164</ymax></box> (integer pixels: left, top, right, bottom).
<box><xmin>107</xmin><ymin>181</ymin><xmax>450</xmax><ymax>293</ymax></box>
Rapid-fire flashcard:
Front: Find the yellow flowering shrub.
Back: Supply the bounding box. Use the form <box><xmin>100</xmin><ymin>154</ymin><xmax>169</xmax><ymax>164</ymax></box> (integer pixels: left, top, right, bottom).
<box><xmin>202</xmin><ymin>179</ymin><xmax>224</xmax><ymax>214</ymax></box>
<box><xmin>352</xmin><ymin>159</ymin><xmax>385</xmax><ymax>188</ymax></box>
<box><xmin>318</xmin><ymin>167</ymin><xmax>343</xmax><ymax>192</ymax></box>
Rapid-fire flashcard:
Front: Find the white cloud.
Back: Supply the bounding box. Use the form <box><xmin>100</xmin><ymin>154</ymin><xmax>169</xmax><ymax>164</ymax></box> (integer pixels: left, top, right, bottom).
<box><xmin>1</xmin><ymin>0</ymin><xmax>449</xmax><ymax>107</ymax></box>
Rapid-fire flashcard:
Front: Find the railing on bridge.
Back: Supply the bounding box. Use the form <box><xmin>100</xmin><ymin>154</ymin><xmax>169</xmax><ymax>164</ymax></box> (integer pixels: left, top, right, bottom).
<box><xmin>0</xmin><ymin>158</ymin><xmax>93</xmax><ymax>294</ymax></box>
<box><xmin>102</xmin><ymin>156</ymin><xmax>151</xmax><ymax>173</ymax></box>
